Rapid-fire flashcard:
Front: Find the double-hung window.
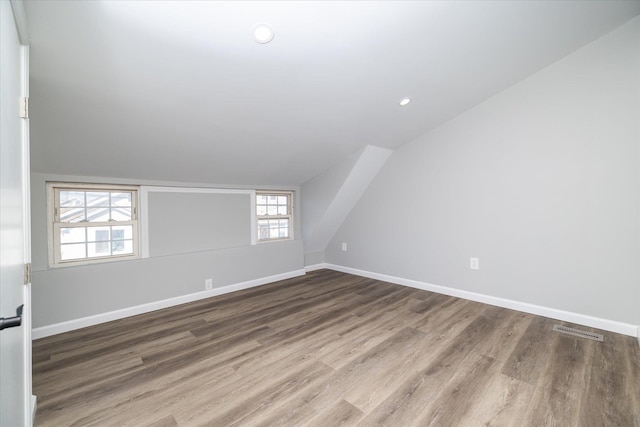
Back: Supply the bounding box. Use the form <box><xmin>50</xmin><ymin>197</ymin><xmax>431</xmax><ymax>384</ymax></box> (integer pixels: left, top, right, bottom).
<box><xmin>48</xmin><ymin>183</ymin><xmax>139</xmax><ymax>266</ymax></box>
<box><xmin>256</xmin><ymin>191</ymin><xmax>293</xmax><ymax>242</ymax></box>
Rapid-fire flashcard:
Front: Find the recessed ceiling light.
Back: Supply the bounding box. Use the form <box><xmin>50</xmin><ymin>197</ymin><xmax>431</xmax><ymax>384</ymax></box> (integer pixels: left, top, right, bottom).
<box><xmin>254</xmin><ymin>24</ymin><xmax>274</xmax><ymax>44</ymax></box>
<box><xmin>399</xmin><ymin>98</ymin><xmax>411</xmax><ymax>106</ymax></box>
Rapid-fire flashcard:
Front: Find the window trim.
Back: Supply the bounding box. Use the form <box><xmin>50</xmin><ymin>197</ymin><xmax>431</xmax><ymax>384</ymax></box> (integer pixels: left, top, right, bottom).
<box><xmin>137</xmin><ymin>186</ymin><xmax>257</xmax><ymax>257</ymax></box>
<box><xmin>47</xmin><ymin>182</ymin><xmax>140</xmax><ymax>268</ymax></box>
<box><xmin>256</xmin><ymin>190</ymin><xmax>294</xmax><ymax>243</ymax></box>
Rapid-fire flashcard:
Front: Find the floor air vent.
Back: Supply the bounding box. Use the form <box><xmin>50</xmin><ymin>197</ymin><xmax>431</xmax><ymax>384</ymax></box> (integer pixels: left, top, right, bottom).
<box><xmin>552</xmin><ymin>325</ymin><xmax>603</xmax><ymax>342</ymax></box>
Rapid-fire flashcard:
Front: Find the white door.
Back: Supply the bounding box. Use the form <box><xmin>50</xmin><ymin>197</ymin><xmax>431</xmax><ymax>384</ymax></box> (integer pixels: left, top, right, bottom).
<box><xmin>1</xmin><ymin>1</ymin><xmax>32</xmax><ymax>426</ymax></box>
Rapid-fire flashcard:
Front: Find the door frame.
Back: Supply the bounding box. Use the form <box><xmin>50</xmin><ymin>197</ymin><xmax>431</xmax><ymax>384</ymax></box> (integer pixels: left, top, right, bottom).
<box><xmin>20</xmin><ymin>43</ymin><xmax>34</xmax><ymax>425</ymax></box>
<box><xmin>10</xmin><ymin>0</ymin><xmax>34</xmax><ymax>423</ymax></box>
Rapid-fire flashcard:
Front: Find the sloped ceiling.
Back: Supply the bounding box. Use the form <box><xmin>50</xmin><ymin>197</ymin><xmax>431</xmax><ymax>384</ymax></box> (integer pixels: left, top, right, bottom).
<box><xmin>25</xmin><ymin>1</ymin><xmax>640</xmax><ymax>186</ymax></box>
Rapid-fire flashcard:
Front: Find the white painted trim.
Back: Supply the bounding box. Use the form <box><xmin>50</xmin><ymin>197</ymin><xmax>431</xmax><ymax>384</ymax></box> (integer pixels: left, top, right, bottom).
<box><xmin>32</xmin><ymin>269</ymin><xmax>306</xmax><ymax>339</ymax></box>
<box><xmin>140</xmin><ymin>186</ymin><xmax>254</xmax><ymax>195</ymax></box>
<box><xmin>324</xmin><ymin>263</ymin><xmax>639</xmax><ymax>338</ymax></box>
<box><xmin>31</xmin><ymin>262</ymin><xmax>640</xmax><ymax>342</ymax></box>
<box><xmin>46</xmin><ymin>182</ymin><xmax>141</xmax><ymax>268</ymax></box>
<box><xmin>45</xmin><ymin>182</ymin><xmax>55</xmax><ymax>267</ymax></box>
<box><xmin>304</xmin><ymin>263</ymin><xmax>329</xmax><ymax>272</ymax></box>
<box><xmin>22</xmin><ymin>285</ymin><xmax>32</xmax><ymax>427</ymax></box>
<box><xmin>139</xmin><ymin>185</ymin><xmax>256</xmax><ymax>257</ymax></box>
<box><xmin>20</xmin><ymin>42</ymin><xmax>33</xmax><ymax>427</ymax></box>
<box><xmin>20</xmin><ymin>46</ymin><xmax>30</xmax><ymax>268</ymax></box>
<box><xmin>139</xmin><ymin>186</ymin><xmax>150</xmax><ymax>258</ymax></box>
<box><xmin>256</xmin><ymin>190</ymin><xmax>295</xmax><ymax>244</ymax></box>
<box><xmin>249</xmin><ymin>190</ymin><xmax>257</xmax><ymax>246</ymax></box>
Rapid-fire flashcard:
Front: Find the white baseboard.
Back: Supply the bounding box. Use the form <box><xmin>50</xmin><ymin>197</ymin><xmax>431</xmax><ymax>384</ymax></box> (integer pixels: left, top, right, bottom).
<box><xmin>32</xmin><ymin>269</ymin><xmax>306</xmax><ymax>339</ymax></box>
<box><xmin>324</xmin><ymin>263</ymin><xmax>639</xmax><ymax>338</ymax></box>
<box><xmin>304</xmin><ymin>263</ymin><xmax>330</xmax><ymax>272</ymax></box>
<box><xmin>32</xmin><ymin>264</ymin><xmax>639</xmax><ymax>341</ymax></box>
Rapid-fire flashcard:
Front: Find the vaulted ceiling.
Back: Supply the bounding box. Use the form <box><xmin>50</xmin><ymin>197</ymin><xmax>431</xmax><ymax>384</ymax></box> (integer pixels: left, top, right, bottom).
<box><xmin>25</xmin><ymin>1</ymin><xmax>640</xmax><ymax>185</ymax></box>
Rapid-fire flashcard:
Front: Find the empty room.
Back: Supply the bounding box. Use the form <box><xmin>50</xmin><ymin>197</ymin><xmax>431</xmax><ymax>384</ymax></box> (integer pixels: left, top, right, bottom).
<box><xmin>1</xmin><ymin>0</ymin><xmax>639</xmax><ymax>426</ymax></box>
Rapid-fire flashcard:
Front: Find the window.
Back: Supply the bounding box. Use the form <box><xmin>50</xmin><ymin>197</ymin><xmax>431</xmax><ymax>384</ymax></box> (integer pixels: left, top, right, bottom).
<box><xmin>256</xmin><ymin>191</ymin><xmax>293</xmax><ymax>242</ymax></box>
<box><xmin>48</xmin><ymin>183</ymin><xmax>139</xmax><ymax>266</ymax></box>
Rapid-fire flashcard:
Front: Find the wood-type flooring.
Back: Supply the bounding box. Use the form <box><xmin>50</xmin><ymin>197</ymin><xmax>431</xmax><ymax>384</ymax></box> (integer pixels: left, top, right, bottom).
<box><xmin>33</xmin><ymin>269</ymin><xmax>640</xmax><ymax>426</ymax></box>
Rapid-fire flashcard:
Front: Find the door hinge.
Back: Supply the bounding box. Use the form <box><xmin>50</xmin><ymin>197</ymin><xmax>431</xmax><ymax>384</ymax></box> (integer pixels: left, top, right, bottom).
<box><xmin>23</xmin><ymin>263</ymin><xmax>31</xmax><ymax>285</ymax></box>
<box><xmin>19</xmin><ymin>97</ymin><xmax>29</xmax><ymax>119</ymax></box>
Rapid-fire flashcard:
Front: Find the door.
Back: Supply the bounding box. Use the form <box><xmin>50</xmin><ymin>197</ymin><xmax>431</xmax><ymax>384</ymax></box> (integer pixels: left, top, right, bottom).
<box><xmin>1</xmin><ymin>1</ymin><xmax>32</xmax><ymax>426</ymax></box>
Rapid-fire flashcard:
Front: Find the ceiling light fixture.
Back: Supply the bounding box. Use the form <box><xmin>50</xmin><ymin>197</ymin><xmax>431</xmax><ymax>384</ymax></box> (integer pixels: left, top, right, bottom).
<box><xmin>254</xmin><ymin>24</ymin><xmax>274</xmax><ymax>44</ymax></box>
<box><xmin>399</xmin><ymin>98</ymin><xmax>411</xmax><ymax>106</ymax></box>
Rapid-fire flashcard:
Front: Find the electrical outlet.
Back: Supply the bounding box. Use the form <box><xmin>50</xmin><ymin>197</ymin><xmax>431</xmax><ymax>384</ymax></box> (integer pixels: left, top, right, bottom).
<box><xmin>341</xmin><ymin>242</ymin><xmax>348</xmax><ymax>252</ymax></box>
<box><xmin>470</xmin><ymin>258</ymin><xmax>479</xmax><ymax>270</ymax></box>
<box><xmin>205</xmin><ymin>278</ymin><xmax>213</xmax><ymax>290</ymax></box>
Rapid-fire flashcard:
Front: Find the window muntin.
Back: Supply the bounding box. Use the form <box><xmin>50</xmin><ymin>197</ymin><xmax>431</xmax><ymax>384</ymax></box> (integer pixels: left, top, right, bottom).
<box><xmin>256</xmin><ymin>192</ymin><xmax>293</xmax><ymax>242</ymax></box>
<box><xmin>49</xmin><ymin>184</ymin><xmax>139</xmax><ymax>266</ymax></box>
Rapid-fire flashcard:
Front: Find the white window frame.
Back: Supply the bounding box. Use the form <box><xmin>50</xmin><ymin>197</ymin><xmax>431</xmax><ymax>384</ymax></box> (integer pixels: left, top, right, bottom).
<box><xmin>256</xmin><ymin>190</ymin><xmax>294</xmax><ymax>243</ymax></box>
<box><xmin>47</xmin><ymin>182</ymin><xmax>140</xmax><ymax>267</ymax></box>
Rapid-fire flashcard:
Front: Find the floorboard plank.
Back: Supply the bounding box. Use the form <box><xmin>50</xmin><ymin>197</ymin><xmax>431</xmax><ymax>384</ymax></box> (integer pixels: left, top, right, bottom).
<box><xmin>32</xmin><ymin>269</ymin><xmax>640</xmax><ymax>426</ymax></box>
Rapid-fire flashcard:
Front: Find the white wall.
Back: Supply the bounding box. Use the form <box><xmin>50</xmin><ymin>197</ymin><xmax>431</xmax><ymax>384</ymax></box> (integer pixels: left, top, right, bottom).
<box><xmin>301</xmin><ymin>148</ymin><xmax>361</xmax><ymax>265</ymax></box>
<box><xmin>30</xmin><ymin>173</ymin><xmax>304</xmax><ymax>330</ymax></box>
<box><xmin>302</xmin><ymin>149</ymin><xmax>361</xmax><ymax>242</ymax></box>
<box><xmin>325</xmin><ymin>17</ymin><xmax>640</xmax><ymax>328</ymax></box>
<box><xmin>301</xmin><ymin>145</ymin><xmax>393</xmax><ymax>262</ymax></box>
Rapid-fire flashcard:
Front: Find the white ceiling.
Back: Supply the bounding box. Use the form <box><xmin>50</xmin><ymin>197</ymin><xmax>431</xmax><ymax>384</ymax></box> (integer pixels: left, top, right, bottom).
<box><xmin>25</xmin><ymin>0</ymin><xmax>640</xmax><ymax>186</ymax></box>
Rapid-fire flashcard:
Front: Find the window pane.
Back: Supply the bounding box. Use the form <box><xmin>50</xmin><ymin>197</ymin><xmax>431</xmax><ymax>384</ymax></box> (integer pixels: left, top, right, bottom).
<box><xmin>279</xmin><ymin>219</ymin><xmax>289</xmax><ymax>238</ymax></box>
<box><xmin>60</xmin><ymin>227</ymin><xmax>86</xmax><ymax>244</ymax></box>
<box><xmin>60</xmin><ymin>207</ymin><xmax>86</xmax><ymax>223</ymax></box>
<box><xmin>60</xmin><ymin>191</ymin><xmax>84</xmax><ymax>207</ymax></box>
<box><xmin>87</xmin><ymin>227</ymin><xmax>110</xmax><ymax>242</ymax></box>
<box><xmin>112</xmin><ymin>225</ymin><xmax>132</xmax><ymax>240</ymax></box>
<box><xmin>86</xmin><ymin>192</ymin><xmax>110</xmax><ymax>207</ymax></box>
<box><xmin>87</xmin><ymin>207</ymin><xmax>110</xmax><ymax>222</ymax></box>
<box><xmin>112</xmin><ymin>240</ymin><xmax>133</xmax><ymax>255</ymax></box>
<box><xmin>111</xmin><ymin>192</ymin><xmax>132</xmax><ymax>207</ymax></box>
<box><xmin>256</xmin><ymin>193</ymin><xmax>292</xmax><ymax>241</ymax></box>
<box><xmin>53</xmin><ymin>185</ymin><xmax>139</xmax><ymax>265</ymax></box>
<box><xmin>110</xmin><ymin>207</ymin><xmax>132</xmax><ymax>221</ymax></box>
<box><xmin>258</xmin><ymin>220</ymin><xmax>269</xmax><ymax>239</ymax></box>
<box><xmin>61</xmin><ymin>243</ymin><xmax>86</xmax><ymax>260</ymax></box>
<box><xmin>88</xmin><ymin>241</ymin><xmax>111</xmax><ymax>258</ymax></box>
<box><xmin>268</xmin><ymin>219</ymin><xmax>279</xmax><ymax>238</ymax></box>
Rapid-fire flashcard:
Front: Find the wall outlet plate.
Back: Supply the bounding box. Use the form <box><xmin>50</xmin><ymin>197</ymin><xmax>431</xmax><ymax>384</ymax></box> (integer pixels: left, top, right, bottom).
<box><xmin>341</xmin><ymin>242</ymin><xmax>347</xmax><ymax>252</ymax></box>
<box><xmin>470</xmin><ymin>258</ymin><xmax>479</xmax><ymax>270</ymax></box>
<box><xmin>205</xmin><ymin>278</ymin><xmax>213</xmax><ymax>290</ymax></box>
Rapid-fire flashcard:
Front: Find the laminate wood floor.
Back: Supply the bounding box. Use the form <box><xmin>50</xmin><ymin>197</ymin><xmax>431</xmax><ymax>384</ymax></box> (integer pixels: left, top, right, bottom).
<box><xmin>33</xmin><ymin>269</ymin><xmax>640</xmax><ymax>426</ymax></box>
